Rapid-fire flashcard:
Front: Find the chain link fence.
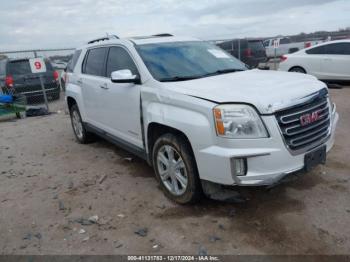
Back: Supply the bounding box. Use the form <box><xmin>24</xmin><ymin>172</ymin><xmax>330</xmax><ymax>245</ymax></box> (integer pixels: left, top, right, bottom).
<box><xmin>0</xmin><ymin>48</ymin><xmax>74</xmax><ymax>114</ymax></box>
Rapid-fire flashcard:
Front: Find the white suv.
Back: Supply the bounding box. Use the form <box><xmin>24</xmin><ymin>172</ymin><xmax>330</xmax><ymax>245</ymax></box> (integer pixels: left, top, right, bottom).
<box><xmin>66</xmin><ymin>34</ymin><xmax>339</xmax><ymax>204</ymax></box>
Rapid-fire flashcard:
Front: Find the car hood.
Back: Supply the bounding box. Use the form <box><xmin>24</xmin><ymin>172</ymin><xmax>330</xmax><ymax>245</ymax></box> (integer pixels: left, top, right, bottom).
<box><xmin>162</xmin><ymin>69</ymin><xmax>326</xmax><ymax>114</ymax></box>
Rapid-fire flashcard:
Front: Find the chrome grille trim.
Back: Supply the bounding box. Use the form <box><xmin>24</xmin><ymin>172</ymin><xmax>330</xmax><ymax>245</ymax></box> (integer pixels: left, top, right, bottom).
<box><xmin>275</xmin><ymin>89</ymin><xmax>331</xmax><ymax>152</ymax></box>
<box><xmin>279</xmin><ymin>100</ymin><xmax>328</xmax><ymax>124</ymax></box>
<box><xmin>284</xmin><ymin>115</ymin><xmax>330</xmax><ymax>136</ymax></box>
<box><xmin>290</xmin><ymin>126</ymin><xmax>329</xmax><ymax>147</ymax></box>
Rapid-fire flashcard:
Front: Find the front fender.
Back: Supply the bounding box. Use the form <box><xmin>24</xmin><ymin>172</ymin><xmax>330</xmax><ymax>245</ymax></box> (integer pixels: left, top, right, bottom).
<box><xmin>145</xmin><ymin>102</ymin><xmax>214</xmax><ymax>149</ymax></box>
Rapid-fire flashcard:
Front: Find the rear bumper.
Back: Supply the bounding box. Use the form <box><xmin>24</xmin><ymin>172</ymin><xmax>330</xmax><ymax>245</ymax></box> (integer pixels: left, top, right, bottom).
<box><xmin>243</xmin><ymin>57</ymin><xmax>268</xmax><ymax>68</ymax></box>
<box><xmin>21</xmin><ymin>88</ymin><xmax>60</xmax><ymax>104</ymax></box>
<box><xmin>195</xmin><ymin>110</ymin><xmax>338</xmax><ymax>186</ymax></box>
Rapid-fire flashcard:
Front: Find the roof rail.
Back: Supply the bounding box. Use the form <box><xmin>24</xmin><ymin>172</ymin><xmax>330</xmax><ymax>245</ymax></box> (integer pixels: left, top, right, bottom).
<box><xmin>87</xmin><ymin>35</ymin><xmax>119</xmax><ymax>44</ymax></box>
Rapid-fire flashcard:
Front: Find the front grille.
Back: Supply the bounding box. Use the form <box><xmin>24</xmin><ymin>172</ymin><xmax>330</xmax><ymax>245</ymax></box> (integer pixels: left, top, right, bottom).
<box><xmin>275</xmin><ymin>89</ymin><xmax>331</xmax><ymax>151</ymax></box>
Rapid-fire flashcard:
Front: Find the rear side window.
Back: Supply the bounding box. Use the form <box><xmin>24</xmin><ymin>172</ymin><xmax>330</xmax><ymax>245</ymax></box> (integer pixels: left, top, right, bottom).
<box><xmin>67</xmin><ymin>49</ymin><xmax>82</xmax><ymax>72</ymax></box>
<box><xmin>279</xmin><ymin>38</ymin><xmax>291</xmax><ymax>44</ymax></box>
<box><xmin>83</xmin><ymin>47</ymin><xmax>108</xmax><ymax>76</ymax></box>
<box><xmin>325</xmin><ymin>43</ymin><xmax>350</xmax><ymax>55</ymax></box>
<box><xmin>8</xmin><ymin>60</ymin><xmax>32</xmax><ymax>75</ymax></box>
<box><xmin>306</xmin><ymin>45</ymin><xmax>326</xmax><ymax>55</ymax></box>
<box><xmin>106</xmin><ymin>46</ymin><xmax>138</xmax><ymax>77</ymax></box>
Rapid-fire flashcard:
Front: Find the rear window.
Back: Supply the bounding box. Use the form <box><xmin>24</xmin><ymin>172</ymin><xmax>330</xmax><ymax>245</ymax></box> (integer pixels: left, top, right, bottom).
<box><xmin>248</xmin><ymin>41</ymin><xmax>264</xmax><ymax>50</ymax></box>
<box><xmin>8</xmin><ymin>60</ymin><xmax>32</xmax><ymax>75</ymax></box>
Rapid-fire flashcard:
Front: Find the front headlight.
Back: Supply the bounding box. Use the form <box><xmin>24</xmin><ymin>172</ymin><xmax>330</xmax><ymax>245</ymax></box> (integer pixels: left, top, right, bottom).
<box><xmin>213</xmin><ymin>104</ymin><xmax>268</xmax><ymax>139</ymax></box>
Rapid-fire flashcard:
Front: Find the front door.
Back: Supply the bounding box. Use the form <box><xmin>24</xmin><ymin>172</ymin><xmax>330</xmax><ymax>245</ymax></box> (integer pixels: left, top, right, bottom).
<box><xmin>97</xmin><ymin>46</ymin><xmax>143</xmax><ymax>149</ymax></box>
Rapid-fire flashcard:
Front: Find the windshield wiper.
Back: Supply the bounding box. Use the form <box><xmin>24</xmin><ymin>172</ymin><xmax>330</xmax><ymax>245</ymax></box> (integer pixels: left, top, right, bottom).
<box><xmin>204</xmin><ymin>68</ymin><xmax>245</xmax><ymax>77</ymax></box>
<box><xmin>159</xmin><ymin>76</ymin><xmax>203</xmax><ymax>82</ymax></box>
<box><xmin>159</xmin><ymin>68</ymin><xmax>245</xmax><ymax>82</ymax></box>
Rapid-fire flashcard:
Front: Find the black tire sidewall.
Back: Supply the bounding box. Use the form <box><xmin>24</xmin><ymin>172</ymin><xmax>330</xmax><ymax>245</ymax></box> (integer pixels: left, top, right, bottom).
<box><xmin>70</xmin><ymin>104</ymin><xmax>88</xmax><ymax>143</ymax></box>
<box><xmin>152</xmin><ymin>133</ymin><xmax>201</xmax><ymax>204</ymax></box>
<box><xmin>290</xmin><ymin>67</ymin><xmax>306</xmax><ymax>74</ymax></box>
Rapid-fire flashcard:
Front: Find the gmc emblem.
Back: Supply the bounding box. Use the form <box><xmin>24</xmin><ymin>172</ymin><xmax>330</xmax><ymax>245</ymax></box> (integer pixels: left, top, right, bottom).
<box><xmin>300</xmin><ymin>110</ymin><xmax>323</xmax><ymax>126</ymax></box>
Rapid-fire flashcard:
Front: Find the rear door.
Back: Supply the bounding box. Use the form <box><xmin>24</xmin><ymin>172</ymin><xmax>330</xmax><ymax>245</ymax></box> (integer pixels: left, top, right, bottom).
<box><xmin>304</xmin><ymin>46</ymin><xmax>325</xmax><ymax>78</ymax></box>
<box><xmin>80</xmin><ymin>47</ymin><xmax>108</xmax><ymax>126</ymax></box>
<box><xmin>320</xmin><ymin>42</ymin><xmax>350</xmax><ymax>80</ymax></box>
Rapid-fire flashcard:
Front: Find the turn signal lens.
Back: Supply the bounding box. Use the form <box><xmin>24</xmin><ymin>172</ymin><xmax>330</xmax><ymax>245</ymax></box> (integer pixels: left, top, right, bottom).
<box><xmin>214</xmin><ymin>108</ymin><xmax>225</xmax><ymax>135</ymax></box>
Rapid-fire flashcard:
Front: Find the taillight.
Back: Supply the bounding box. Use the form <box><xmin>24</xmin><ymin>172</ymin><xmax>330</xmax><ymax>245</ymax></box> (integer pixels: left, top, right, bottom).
<box><xmin>280</xmin><ymin>55</ymin><xmax>288</xmax><ymax>62</ymax></box>
<box><xmin>53</xmin><ymin>71</ymin><xmax>59</xmax><ymax>81</ymax></box>
<box><xmin>305</xmin><ymin>42</ymin><xmax>311</xmax><ymax>48</ymax></box>
<box><xmin>5</xmin><ymin>75</ymin><xmax>14</xmax><ymax>87</ymax></box>
<box><xmin>244</xmin><ymin>48</ymin><xmax>252</xmax><ymax>57</ymax></box>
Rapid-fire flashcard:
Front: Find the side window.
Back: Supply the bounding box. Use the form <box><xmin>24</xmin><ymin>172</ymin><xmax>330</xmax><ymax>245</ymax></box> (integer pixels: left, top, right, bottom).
<box><xmin>67</xmin><ymin>49</ymin><xmax>82</xmax><ymax>72</ymax></box>
<box><xmin>306</xmin><ymin>45</ymin><xmax>326</xmax><ymax>55</ymax></box>
<box><xmin>83</xmin><ymin>47</ymin><xmax>108</xmax><ymax>76</ymax></box>
<box><xmin>280</xmin><ymin>38</ymin><xmax>291</xmax><ymax>44</ymax></box>
<box><xmin>325</xmin><ymin>43</ymin><xmax>350</xmax><ymax>55</ymax></box>
<box><xmin>106</xmin><ymin>46</ymin><xmax>138</xmax><ymax>77</ymax></box>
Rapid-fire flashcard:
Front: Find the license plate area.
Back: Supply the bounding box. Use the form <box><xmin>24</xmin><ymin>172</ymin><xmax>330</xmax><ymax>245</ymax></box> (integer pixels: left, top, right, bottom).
<box><xmin>304</xmin><ymin>146</ymin><xmax>326</xmax><ymax>172</ymax></box>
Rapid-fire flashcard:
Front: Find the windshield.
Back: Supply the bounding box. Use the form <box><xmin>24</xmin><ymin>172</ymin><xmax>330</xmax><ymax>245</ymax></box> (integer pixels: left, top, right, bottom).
<box><xmin>136</xmin><ymin>41</ymin><xmax>246</xmax><ymax>82</ymax></box>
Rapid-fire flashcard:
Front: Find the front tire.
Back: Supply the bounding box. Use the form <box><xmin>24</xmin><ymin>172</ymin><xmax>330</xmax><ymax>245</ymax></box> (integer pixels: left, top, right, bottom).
<box><xmin>69</xmin><ymin>104</ymin><xmax>94</xmax><ymax>144</ymax></box>
<box><xmin>152</xmin><ymin>133</ymin><xmax>202</xmax><ymax>204</ymax></box>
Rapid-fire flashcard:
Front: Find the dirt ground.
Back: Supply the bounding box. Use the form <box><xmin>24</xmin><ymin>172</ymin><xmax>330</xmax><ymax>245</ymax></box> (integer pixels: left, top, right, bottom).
<box><xmin>0</xmin><ymin>87</ymin><xmax>349</xmax><ymax>255</ymax></box>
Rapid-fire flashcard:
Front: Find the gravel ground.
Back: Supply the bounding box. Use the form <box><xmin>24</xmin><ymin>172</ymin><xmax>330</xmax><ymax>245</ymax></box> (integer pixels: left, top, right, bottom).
<box><xmin>0</xmin><ymin>87</ymin><xmax>349</xmax><ymax>255</ymax></box>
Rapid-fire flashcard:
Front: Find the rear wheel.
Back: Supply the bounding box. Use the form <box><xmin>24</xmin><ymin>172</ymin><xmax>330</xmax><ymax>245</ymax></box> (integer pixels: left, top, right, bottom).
<box><xmin>152</xmin><ymin>133</ymin><xmax>202</xmax><ymax>204</ymax></box>
<box><xmin>69</xmin><ymin>104</ymin><xmax>94</xmax><ymax>144</ymax></box>
<box><xmin>289</xmin><ymin>66</ymin><xmax>306</xmax><ymax>74</ymax></box>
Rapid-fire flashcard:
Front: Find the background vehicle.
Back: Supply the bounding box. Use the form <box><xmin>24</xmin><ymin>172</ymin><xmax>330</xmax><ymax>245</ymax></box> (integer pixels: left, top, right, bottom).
<box><xmin>278</xmin><ymin>40</ymin><xmax>350</xmax><ymax>81</ymax></box>
<box><xmin>66</xmin><ymin>35</ymin><xmax>338</xmax><ymax>204</ymax></box>
<box><xmin>0</xmin><ymin>58</ymin><xmax>60</xmax><ymax>104</ymax></box>
<box><xmin>264</xmin><ymin>37</ymin><xmax>324</xmax><ymax>58</ymax></box>
<box><xmin>51</xmin><ymin>60</ymin><xmax>67</xmax><ymax>70</ymax></box>
<box><xmin>217</xmin><ymin>39</ymin><xmax>267</xmax><ymax>68</ymax></box>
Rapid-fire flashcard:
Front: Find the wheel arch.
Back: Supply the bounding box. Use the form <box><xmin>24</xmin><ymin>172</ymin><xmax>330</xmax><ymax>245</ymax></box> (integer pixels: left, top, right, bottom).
<box><xmin>146</xmin><ymin>122</ymin><xmax>196</xmax><ymax>166</ymax></box>
<box><xmin>67</xmin><ymin>96</ymin><xmax>77</xmax><ymax>111</ymax></box>
<box><xmin>288</xmin><ymin>66</ymin><xmax>307</xmax><ymax>73</ymax></box>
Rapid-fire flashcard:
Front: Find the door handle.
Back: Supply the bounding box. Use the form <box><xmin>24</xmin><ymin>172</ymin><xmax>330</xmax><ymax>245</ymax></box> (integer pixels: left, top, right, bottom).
<box><xmin>100</xmin><ymin>83</ymin><xmax>109</xmax><ymax>90</ymax></box>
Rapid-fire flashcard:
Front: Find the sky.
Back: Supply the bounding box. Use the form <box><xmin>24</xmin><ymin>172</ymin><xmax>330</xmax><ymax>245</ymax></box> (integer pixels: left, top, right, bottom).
<box><xmin>0</xmin><ymin>0</ymin><xmax>349</xmax><ymax>51</ymax></box>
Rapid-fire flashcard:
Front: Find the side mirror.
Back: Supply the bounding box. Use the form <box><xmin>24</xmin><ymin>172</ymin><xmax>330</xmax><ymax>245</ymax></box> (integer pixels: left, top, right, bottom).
<box><xmin>111</xmin><ymin>69</ymin><xmax>140</xmax><ymax>84</ymax></box>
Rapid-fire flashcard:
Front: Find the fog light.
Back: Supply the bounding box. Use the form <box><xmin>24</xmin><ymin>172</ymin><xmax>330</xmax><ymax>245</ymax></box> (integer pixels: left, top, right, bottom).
<box><xmin>231</xmin><ymin>158</ymin><xmax>247</xmax><ymax>177</ymax></box>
